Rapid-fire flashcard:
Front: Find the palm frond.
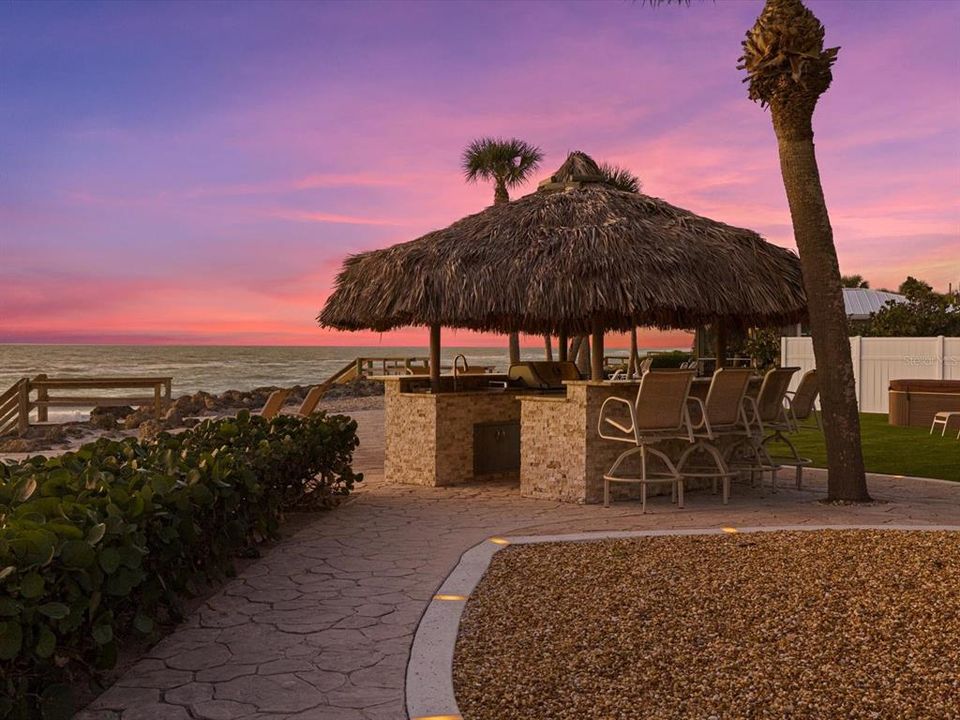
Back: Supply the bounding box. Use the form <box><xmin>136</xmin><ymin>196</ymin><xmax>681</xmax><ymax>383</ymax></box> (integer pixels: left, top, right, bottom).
<box><xmin>598</xmin><ymin>163</ymin><xmax>642</xmax><ymax>193</ymax></box>
<box><xmin>461</xmin><ymin>137</ymin><xmax>543</xmax><ymax>188</ymax></box>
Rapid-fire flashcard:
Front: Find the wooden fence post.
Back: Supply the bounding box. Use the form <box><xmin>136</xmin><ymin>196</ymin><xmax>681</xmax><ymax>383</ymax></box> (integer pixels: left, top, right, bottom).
<box><xmin>35</xmin><ymin>374</ymin><xmax>48</xmax><ymax>423</ymax></box>
<box><xmin>17</xmin><ymin>381</ymin><xmax>30</xmax><ymax>436</ymax></box>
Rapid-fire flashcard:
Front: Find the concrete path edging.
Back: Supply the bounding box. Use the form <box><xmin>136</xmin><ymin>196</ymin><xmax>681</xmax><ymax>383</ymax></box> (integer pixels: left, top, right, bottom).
<box><xmin>404</xmin><ymin>524</ymin><xmax>960</xmax><ymax>720</ymax></box>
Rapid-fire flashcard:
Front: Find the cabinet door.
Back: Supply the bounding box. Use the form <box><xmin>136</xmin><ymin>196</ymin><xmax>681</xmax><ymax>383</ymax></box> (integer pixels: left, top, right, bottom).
<box><xmin>473</xmin><ymin>421</ymin><xmax>520</xmax><ymax>475</ymax></box>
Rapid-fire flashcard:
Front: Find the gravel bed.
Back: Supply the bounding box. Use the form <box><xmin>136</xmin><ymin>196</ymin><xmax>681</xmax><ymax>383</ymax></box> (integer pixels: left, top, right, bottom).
<box><xmin>453</xmin><ymin>530</ymin><xmax>960</xmax><ymax>719</ymax></box>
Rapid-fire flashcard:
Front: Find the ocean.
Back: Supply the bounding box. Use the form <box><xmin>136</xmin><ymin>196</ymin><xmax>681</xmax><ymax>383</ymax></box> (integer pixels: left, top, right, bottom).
<box><xmin>1</xmin><ymin>344</ymin><xmax>668</xmax><ymax>421</ymax></box>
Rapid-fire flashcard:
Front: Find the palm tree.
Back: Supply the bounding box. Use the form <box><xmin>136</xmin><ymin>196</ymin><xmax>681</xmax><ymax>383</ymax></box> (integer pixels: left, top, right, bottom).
<box><xmin>739</xmin><ymin>0</ymin><xmax>869</xmax><ymax>501</ymax></box>
<box><xmin>652</xmin><ymin>0</ymin><xmax>869</xmax><ymax>501</ymax></box>
<box><xmin>841</xmin><ymin>274</ymin><xmax>870</xmax><ymax>289</ymax></box>
<box><xmin>462</xmin><ymin>137</ymin><xmax>544</xmax><ymax>363</ymax></box>
<box><xmin>461</xmin><ymin>137</ymin><xmax>543</xmax><ymax>205</ymax></box>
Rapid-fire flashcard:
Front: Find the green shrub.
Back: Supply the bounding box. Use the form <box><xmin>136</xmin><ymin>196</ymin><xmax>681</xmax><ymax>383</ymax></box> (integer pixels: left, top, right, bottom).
<box><xmin>648</xmin><ymin>351</ymin><xmax>693</xmax><ymax>369</ymax></box>
<box><xmin>0</xmin><ymin>411</ymin><xmax>361</xmax><ymax>719</ymax></box>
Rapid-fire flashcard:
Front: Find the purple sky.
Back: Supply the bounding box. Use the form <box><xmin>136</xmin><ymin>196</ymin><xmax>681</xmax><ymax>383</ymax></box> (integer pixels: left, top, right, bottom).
<box><xmin>2</xmin><ymin>0</ymin><xmax>958</xmax><ymax>346</ymax></box>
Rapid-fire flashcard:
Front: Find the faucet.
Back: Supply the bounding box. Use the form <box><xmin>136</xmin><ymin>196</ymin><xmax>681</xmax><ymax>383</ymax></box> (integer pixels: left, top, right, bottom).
<box><xmin>453</xmin><ymin>354</ymin><xmax>468</xmax><ymax>392</ymax></box>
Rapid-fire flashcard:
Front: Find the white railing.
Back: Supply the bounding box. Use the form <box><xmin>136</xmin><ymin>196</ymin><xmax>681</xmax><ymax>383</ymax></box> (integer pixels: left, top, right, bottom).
<box><xmin>780</xmin><ymin>336</ymin><xmax>960</xmax><ymax>413</ymax></box>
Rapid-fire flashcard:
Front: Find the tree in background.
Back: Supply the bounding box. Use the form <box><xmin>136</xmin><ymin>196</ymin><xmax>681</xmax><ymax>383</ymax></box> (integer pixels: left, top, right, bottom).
<box><xmin>864</xmin><ymin>277</ymin><xmax>960</xmax><ymax>337</ymax></box>
<box><xmin>841</xmin><ymin>274</ymin><xmax>870</xmax><ymax>289</ymax></box>
<box><xmin>743</xmin><ymin>327</ymin><xmax>782</xmax><ymax>370</ymax></box>
<box><xmin>461</xmin><ymin>138</ymin><xmax>544</xmax><ymax>363</ymax></box>
<box><xmin>898</xmin><ymin>276</ymin><xmax>933</xmax><ymax>298</ymax></box>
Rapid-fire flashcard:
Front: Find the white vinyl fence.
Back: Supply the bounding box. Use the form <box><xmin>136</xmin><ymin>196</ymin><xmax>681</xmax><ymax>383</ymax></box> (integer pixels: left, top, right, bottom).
<box><xmin>780</xmin><ymin>336</ymin><xmax>960</xmax><ymax>414</ymax></box>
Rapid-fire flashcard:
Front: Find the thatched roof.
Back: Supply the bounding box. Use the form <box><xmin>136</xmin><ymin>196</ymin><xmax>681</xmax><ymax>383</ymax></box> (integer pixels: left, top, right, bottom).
<box><xmin>318</xmin><ymin>152</ymin><xmax>806</xmax><ymax>335</ymax></box>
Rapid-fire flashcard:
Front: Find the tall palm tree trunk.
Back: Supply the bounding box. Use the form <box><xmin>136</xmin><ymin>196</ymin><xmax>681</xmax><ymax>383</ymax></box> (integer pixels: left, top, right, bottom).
<box><xmin>493</xmin><ymin>179</ymin><xmax>522</xmax><ymax>365</ymax></box>
<box><xmin>771</xmin><ymin>105</ymin><xmax>869</xmax><ymax>502</ymax></box>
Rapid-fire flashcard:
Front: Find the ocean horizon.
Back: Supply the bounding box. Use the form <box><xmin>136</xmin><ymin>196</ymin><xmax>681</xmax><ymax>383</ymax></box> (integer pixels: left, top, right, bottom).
<box><xmin>0</xmin><ymin>344</ymin><xmax>687</xmax><ymax>420</ymax></box>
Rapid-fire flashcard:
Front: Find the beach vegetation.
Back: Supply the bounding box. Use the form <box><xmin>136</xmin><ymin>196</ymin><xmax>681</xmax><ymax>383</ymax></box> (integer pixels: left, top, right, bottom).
<box><xmin>0</xmin><ymin>411</ymin><xmax>361</xmax><ymax>718</ymax></box>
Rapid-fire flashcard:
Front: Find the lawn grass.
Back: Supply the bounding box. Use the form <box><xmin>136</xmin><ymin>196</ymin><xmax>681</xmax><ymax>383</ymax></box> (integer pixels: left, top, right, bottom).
<box><xmin>767</xmin><ymin>413</ymin><xmax>960</xmax><ymax>482</ymax></box>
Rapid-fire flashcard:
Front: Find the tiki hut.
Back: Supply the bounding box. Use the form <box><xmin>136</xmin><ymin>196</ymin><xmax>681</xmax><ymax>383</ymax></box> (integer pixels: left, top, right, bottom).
<box><xmin>319</xmin><ymin>152</ymin><xmax>806</xmax><ymax>387</ymax></box>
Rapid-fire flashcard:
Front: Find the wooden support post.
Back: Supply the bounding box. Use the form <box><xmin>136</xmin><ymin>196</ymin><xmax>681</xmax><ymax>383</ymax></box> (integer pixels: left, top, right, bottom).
<box><xmin>627</xmin><ymin>329</ymin><xmax>638</xmax><ymax>378</ymax></box>
<box><xmin>154</xmin><ymin>384</ymin><xmax>162</xmax><ymax>419</ymax></box>
<box><xmin>591</xmin><ymin>323</ymin><xmax>605</xmax><ymax>381</ymax></box>
<box><xmin>430</xmin><ymin>324</ymin><xmax>441</xmax><ymax>394</ymax></box>
<box><xmin>35</xmin><ymin>374</ymin><xmax>48</xmax><ymax>423</ymax></box>
<box><xmin>543</xmin><ymin>335</ymin><xmax>553</xmax><ymax>361</ymax></box>
<box><xmin>508</xmin><ymin>332</ymin><xmax>520</xmax><ymax>366</ymax></box>
<box><xmin>575</xmin><ymin>336</ymin><xmax>590</xmax><ymax>377</ymax></box>
<box><xmin>17</xmin><ymin>381</ymin><xmax>30</xmax><ymax>436</ymax></box>
<box><xmin>715</xmin><ymin>320</ymin><xmax>727</xmax><ymax>370</ymax></box>
<box><xmin>558</xmin><ymin>329</ymin><xmax>568</xmax><ymax>362</ymax></box>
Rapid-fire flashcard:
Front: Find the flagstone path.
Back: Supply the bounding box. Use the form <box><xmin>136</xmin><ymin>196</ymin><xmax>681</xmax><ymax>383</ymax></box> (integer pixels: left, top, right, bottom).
<box><xmin>77</xmin><ymin>409</ymin><xmax>960</xmax><ymax>719</ymax></box>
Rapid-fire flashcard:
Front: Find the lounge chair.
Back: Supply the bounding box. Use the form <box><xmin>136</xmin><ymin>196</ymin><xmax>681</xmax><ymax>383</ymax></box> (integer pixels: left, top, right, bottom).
<box><xmin>258</xmin><ymin>389</ymin><xmax>291</xmax><ymax>420</ymax></box>
<box><xmin>677</xmin><ymin>368</ymin><xmax>754</xmax><ymax>505</ymax></box>
<box><xmin>508</xmin><ymin>361</ymin><xmax>581</xmax><ymax>390</ymax></box>
<box><xmin>597</xmin><ymin>370</ymin><xmax>695</xmax><ymax>512</ymax></box>
<box><xmin>931</xmin><ymin>411</ymin><xmax>960</xmax><ymax>439</ymax></box>
<box><xmin>297</xmin><ymin>385</ymin><xmax>327</xmax><ymax>416</ymax></box>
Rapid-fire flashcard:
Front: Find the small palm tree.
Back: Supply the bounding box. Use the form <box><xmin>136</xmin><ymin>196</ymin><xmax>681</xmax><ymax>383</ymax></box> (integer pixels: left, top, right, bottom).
<box><xmin>461</xmin><ymin>137</ymin><xmax>543</xmax><ymax>206</ymax></box>
<box><xmin>462</xmin><ymin>138</ymin><xmax>543</xmax><ymax>363</ymax></box>
<box><xmin>841</xmin><ymin>275</ymin><xmax>870</xmax><ymax>289</ymax></box>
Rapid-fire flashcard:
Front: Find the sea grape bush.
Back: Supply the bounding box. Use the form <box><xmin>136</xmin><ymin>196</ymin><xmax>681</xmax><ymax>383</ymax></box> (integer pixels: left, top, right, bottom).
<box><xmin>0</xmin><ymin>411</ymin><xmax>361</xmax><ymax>719</ymax></box>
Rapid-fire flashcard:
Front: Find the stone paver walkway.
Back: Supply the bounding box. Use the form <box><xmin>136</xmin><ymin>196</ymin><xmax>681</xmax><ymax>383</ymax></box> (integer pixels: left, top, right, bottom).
<box><xmin>78</xmin><ymin>409</ymin><xmax>960</xmax><ymax>719</ymax></box>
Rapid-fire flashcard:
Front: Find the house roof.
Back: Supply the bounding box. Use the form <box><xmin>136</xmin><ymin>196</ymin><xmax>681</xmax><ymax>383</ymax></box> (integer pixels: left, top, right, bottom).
<box><xmin>843</xmin><ymin>288</ymin><xmax>905</xmax><ymax>321</ymax></box>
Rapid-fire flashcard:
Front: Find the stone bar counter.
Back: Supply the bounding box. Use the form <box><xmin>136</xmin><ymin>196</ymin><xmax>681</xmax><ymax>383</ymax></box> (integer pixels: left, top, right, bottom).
<box><xmin>383</xmin><ymin>374</ymin><xmax>532</xmax><ymax>486</ymax></box>
<box><xmin>519</xmin><ymin>378</ymin><xmax>759</xmax><ymax>504</ymax></box>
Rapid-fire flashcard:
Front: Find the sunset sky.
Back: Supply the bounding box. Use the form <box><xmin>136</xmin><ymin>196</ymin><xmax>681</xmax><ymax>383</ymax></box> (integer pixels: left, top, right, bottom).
<box><xmin>2</xmin><ymin>0</ymin><xmax>958</xmax><ymax>348</ymax></box>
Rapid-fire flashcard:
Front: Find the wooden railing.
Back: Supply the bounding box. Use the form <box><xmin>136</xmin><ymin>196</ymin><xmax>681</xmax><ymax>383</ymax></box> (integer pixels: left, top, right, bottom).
<box><xmin>0</xmin><ymin>375</ymin><xmax>172</xmax><ymax>437</ymax></box>
<box><xmin>0</xmin><ymin>378</ymin><xmax>30</xmax><ymax>438</ymax></box>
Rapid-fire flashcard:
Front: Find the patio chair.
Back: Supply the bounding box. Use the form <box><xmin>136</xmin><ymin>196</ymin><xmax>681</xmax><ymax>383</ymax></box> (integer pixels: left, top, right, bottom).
<box><xmin>756</xmin><ymin>368</ymin><xmax>820</xmax><ymax>490</ymax></box>
<box><xmin>258</xmin><ymin>389</ymin><xmax>291</xmax><ymax>420</ymax></box>
<box><xmin>676</xmin><ymin>368</ymin><xmax>754</xmax><ymax>505</ymax></box>
<box><xmin>930</xmin><ymin>411</ymin><xmax>960</xmax><ymax>439</ymax></box>
<box><xmin>733</xmin><ymin>367</ymin><xmax>798</xmax><ymax>492</ymax></box>
<box><xmin>785</xmin><ymin>369</ymin><xmax>820</xmax><ymax>432</ymax></box>
<box><xmin>598</xmin><ymin>370</ymin><xmax>695</xmax><ymax>512</ymax></box>
<box><xmin>296</xmin><ymin>385</ymin><xmax>327</xmax><ymax>416</ymax></box>
<box><xmin>610</xmin><ymin>356</ymin><xmax>653</xmax><ymax>382</ymax></box>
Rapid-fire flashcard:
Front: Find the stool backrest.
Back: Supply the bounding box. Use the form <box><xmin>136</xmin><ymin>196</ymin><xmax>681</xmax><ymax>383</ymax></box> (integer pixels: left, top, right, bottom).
<box><xmin>633</xmin><ymin>370</ymin><xmax>695</xmax><ymax>431</ymax></box>
<box><xmin>704</xmin><ymin>368</ymin><xmax>754</xmax><ymax>426</ymax></box>
<box><xmin>756</xmin><ymin>367</ymin><xmax>798</xmax><ymax>422</ymax></box>
<box><xmin>791</xmin><ymin>369</ymin><xmax>819</xmax><ymax>420</ymax></box>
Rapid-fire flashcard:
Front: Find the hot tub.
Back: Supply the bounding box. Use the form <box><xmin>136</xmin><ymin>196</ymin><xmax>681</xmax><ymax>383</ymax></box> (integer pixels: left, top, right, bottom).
<box><xmin>888</xmin><ymin>379</ymin><xmax>960</xmax><ymax>428</ymax></box>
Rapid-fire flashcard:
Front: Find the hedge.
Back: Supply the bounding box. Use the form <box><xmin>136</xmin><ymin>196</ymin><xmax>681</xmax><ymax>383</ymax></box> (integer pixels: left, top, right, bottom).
<box><xmin>0</xmin><ymin>410</ymin><xmax>362</xmax><ymax>719</ymax></box>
